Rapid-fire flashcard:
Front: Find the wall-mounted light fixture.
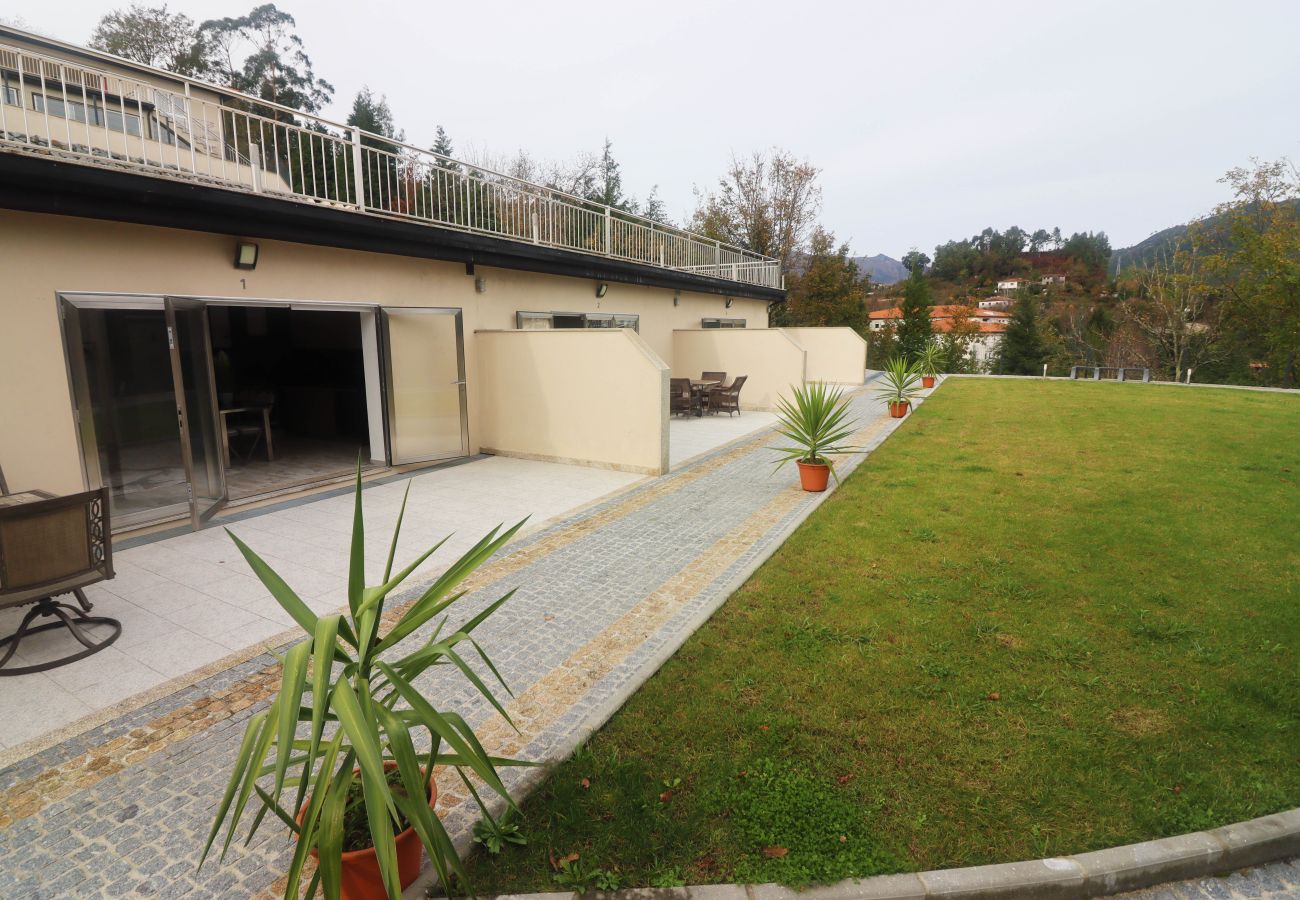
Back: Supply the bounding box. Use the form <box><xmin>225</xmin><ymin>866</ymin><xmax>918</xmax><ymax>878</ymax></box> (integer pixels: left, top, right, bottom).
<box><xmin>725</xmin><ymin>297</ymin><xmax>734</xmax><ymax>309</ymax></box>
<box><xmin>673</xmin><ymin>291</ymin><xmax>680</xmax><ymax>307</ymax></box>
<box><xmin>595</xmin><ymin>282</ymin><xmax>609</xmax><ymax>299</ymax></box>
<box><xmin>234</xmin><ymin>241</ymin><xmax>259</xmax><ymax>270</ymax></box>
<box><xmin>475</xmin><ymin>277</ymin><xmax>487</xmax><ymax>294</ymax></box>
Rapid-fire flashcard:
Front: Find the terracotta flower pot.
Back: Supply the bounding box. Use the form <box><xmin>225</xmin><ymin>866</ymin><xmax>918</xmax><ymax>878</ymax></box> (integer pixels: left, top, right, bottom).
<box><xmin>922</xmin><ymin>375</ymin><xmax>936</xmax><ymax>389</ymax></box>
<box><xmin>889</xmin><ymin>401</ymin><xmax>910</xmax><ymax>418</ymax></box>
<box><xmin>297</xmin><ymin>762</ymin><xmax>437</xmax><ymax>900</ymax></box>
<box><xmin>797</xmin><ymin>460</ymin><xmax>831</xmax><ymax>492</ymax></box>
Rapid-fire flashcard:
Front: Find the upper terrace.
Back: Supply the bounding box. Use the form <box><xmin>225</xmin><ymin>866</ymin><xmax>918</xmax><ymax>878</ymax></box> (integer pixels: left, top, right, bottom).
<box><xmin>0</xmin><ymin>27</ymin><xmax>782</xmax><ymax>292</ymax></box>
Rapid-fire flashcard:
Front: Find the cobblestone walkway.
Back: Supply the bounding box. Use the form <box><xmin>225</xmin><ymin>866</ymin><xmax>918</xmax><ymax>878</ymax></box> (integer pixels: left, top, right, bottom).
<box><xmin>0</xmin><ymin>384</ymin><xmax>910</xmax><ymax>899</ymax></box>
<box><xmin>1116</xmin><ymin>859</ymin><xmax>1300</xmax><ymax>898</ymax></box>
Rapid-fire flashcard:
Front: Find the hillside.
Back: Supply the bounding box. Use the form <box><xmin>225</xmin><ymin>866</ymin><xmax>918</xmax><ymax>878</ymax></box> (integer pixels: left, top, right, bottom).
<box><xmin>1109</xmin><ymin>222</ymin><xmax>1190</xmax><ymax>275</ymax></box>
<box><xmin>853</xmin><ymin>254</ymin><xmax>908</xmax><ymax>284</ymax></box>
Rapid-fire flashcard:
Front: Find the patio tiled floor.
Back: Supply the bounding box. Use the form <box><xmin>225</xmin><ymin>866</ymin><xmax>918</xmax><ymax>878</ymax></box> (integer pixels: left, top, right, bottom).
<box><xmin>668</xmin><ymin>409</ymin><xmax>779</xmax><ymax>469</ymax></box>
<box><xmin>0</xmin><ymin>381</ymin><xmax>916</xmax><ymax>899</ymax></box>
<box><xmin>0</xmin><ymin>456</ymin><xmax>642</xmax><ymax>755</ymax></box>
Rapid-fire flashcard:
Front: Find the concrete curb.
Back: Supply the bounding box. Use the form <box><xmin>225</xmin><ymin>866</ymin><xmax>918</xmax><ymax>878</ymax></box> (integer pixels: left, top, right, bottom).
<box><xmin>469</xmin><ymin>809</ymin><xmax>1299</xmax><ymax>900</ymax></box>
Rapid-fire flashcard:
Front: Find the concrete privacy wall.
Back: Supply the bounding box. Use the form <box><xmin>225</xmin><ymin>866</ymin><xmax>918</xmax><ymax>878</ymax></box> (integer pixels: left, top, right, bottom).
<box><xmin>780</xmin><ymin>327</ymin><xmax>867</xmax><ymax>385</ymax></box>
<box><xmin>475</xmin><ymin>329</ymin><xmax>669</xmax><ymax>474</ymax></box>
<box><xmin>672</xmin><ymin>329</ymin><xmax>807</xmax><ymax>411</ymax></box>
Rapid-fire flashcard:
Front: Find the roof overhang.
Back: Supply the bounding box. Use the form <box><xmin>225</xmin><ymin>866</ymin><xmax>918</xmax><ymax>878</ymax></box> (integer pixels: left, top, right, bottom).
<box><xmin>0</xmin><ymin>152</ymin><xmax>787</xmax><ymax>303</ymax></box>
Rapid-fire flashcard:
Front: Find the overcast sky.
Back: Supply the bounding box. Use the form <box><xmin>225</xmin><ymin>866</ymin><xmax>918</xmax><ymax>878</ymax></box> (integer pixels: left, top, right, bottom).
<box><xmin>15</xmin><ymin>0</ymin><xmax>1300</xmax><ymax>258</ymax></box>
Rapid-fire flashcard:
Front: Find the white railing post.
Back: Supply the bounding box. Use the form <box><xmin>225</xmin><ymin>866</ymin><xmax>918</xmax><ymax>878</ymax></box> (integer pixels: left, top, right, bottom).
<box><xmin>351</xmin><ymin>131</ymin><xmax>366</xmax><ymax>210</ymax></box>
<box><xmin>603</xmin><ymin>207</ymin><xmax>610</xmax><ymax>257</ymax></box>
<box><xmin>249</xmin><ymin>142</ymin><xmax>262</xmax><ymax>192</ymax></box>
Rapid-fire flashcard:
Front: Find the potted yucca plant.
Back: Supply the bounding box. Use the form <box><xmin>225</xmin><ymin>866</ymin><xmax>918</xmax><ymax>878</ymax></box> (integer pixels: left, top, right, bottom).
<box><xmin>200</xmin><ymin>467</ymin><xmax>529</xmax><ymax>900</ymax></box>
<box><xmin>876</xmin><ymin>357</ymin><xmax>923</xmax><ymax>418</ymax></box>
<box><xmin>772</xmin><ymin>381</ymin><xmax>859</xmax><ymax>492</ymax></box>
<box><xmin>917</xmin><ymin>342</ymin><xmax>944</xmax><ymax>389</ymax></box>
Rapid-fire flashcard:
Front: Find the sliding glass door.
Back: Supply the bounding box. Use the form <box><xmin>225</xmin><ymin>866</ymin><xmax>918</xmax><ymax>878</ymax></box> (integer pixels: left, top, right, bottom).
<box><xmin>379</xmin><ymin>308</ymin><xmax>468</xmax><ymax>464</ymax></box>
<box><xmin>164</xmin><ymin>297</ymin><xmax>228</xmax><ymax>527</ymax></box>
<box><xmin>61</xmin><ymin>296</ymin><xmax>192</xmax><ymax>529</ymax></box>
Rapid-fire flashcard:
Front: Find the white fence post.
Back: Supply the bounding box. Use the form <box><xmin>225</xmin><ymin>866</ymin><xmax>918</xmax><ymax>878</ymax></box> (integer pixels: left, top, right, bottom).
<box><xmin>351</xmin><ymin>132</ymin><xmax>366</xmax><ymax>210</ymax></box>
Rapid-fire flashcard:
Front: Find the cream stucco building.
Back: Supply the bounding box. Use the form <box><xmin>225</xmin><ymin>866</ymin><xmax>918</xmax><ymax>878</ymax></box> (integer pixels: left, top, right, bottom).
<box><xmin>0</xmin><ymin>26</ymin><xmax>866</xmax><ymax>533</ymax></box>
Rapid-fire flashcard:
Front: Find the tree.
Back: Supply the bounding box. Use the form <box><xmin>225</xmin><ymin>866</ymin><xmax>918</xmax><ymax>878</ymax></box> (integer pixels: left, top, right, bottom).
<box><xmin>997</xmin><ymin>291</ymin><xmax>1049</xmax><ymax>374</ymax></box>
<box><xmin>641</xmin><ymin>186</ymin><xmax>671</xmax><ymax>225</ymax></box>
<box><xmin>347</xmin><ymin>88</ymin><xmax>401</xmax><ymax>144</ymax></box>
<box><xmin>896</xmin><ymin>266</ymin><xmax>934</xmax><ymax>360</ymax></box>
<box><xmin>346</xmin><ymin>88</ymin><xmax>403</xmax><ymax>207</ymax></box>
<box><xmin>1120</xmin><ymin>245</ymin><xmax>1220</xmax><ymax>382</ymax></box>
<box><xmin>782</xmin><ymin>228</ymin><xmax>871</xmax><ymax>334</ymax></box>
<box><xmin>1029</xmin><ymin>228</ymin><xmax>1052</xmax><ymax>252</ymax></box>
<box><xmin>690</xmin><ymin>148</ymin><xmax>821</xmax><ymax>269</ymax></box>
<box><xmin>90</xmin><ymin>4</ymin><xmax>209</xmax><ymax>75</ymax></box>
<box><xmin>938</xmin><ymin>301</ymin><xmax>981</xmax><ymax>373</ymax></box>
<box><xmin>587</xmin><ymin>138</ymin><xmax>631</xmax><ymax>211</ymax></box>
<box><xmin>430</xmin><ymin>126</ymin><xmax>459</xmax><ymax>171</ymax></box>
<box><xmin>199</xmin><ymin>4</ymin><xmax>333</xmax><ymax>115</ymax></box>
<box><xmin>1061</xmin><ymin>231</ymin><xmax>1112</xmax><ymax>273</ymax></box>
<box><xmin>1202</xmin><ymin>157</ymin><xmax>1300</xmax><ymax>387</ymax></box>
<box><xmin>901</xmin><ymin>249</ymin><xmax>930</xmax><ymax>274</ymax></box>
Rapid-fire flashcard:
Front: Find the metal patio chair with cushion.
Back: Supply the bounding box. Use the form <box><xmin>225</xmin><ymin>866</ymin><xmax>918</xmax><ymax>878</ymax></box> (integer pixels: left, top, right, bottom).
<box><xmin>707</xmin><ymin>374</ymin><xmax>747</xmax><ymax>417</ymax></box>
<box><xmin>670</xmin><ymin>378</ymin><xmax>696</xmax><ymax>416</ymax></box>
<box><xmin>0</xmin><ymin>481</ymin><xmax>120</xmax><ymax>675</ymax></box>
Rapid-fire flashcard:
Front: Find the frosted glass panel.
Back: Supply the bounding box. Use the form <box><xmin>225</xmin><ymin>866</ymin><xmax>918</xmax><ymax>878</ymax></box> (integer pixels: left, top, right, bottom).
<box><xmin>382</xmin><ymin>309</ymin><xmax>466</xmax><ymax>464</ymax></box>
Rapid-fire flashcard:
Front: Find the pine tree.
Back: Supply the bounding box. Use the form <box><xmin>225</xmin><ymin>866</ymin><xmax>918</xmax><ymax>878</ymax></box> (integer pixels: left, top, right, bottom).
<box><xmin>588</xmin><ymin>138</ymin><xmax>630</xmax><ymax>210</ymax></box>
<box><xmin>431</xmin><ymin>125</ymin><xmax>459</xmax><ymax>170</ymax></box>
<box><xmin>998</xmin><ymin>291</ymin><xmax>1049</xmax><ymax>374</ymax></box>
<box><xmin>896</xmin><ymin>267</ymin><xmax>934</xmax><ymax>361</ymax></box>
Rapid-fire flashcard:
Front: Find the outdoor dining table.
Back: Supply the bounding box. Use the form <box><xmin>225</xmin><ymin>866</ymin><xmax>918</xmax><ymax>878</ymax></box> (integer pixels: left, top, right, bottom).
<box><xmin>688</xmin><ymin>380</ymin><xmax>721</xmax><ymax>417</ymax></box>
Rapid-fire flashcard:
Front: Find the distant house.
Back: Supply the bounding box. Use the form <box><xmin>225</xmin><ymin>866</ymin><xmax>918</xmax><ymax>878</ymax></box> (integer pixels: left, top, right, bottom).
<box><xmin>978</xmin><ymin>296</ymin><xmax>1015</xmax><ymax>309</ymax></box>
<box><xmin>1041</xmin><ymin>273</ymin><xmax>1067</xmax><ymax>285</ymax></box>
<box><xmin>996</xmin><ymin>277</ymin><xmax>1030</xmax><ymax>291</ymax></box>
<box><xmin>867</xmin><ymin>305</ymin><xmax>1009</xmax><ymax>365</ymax></box>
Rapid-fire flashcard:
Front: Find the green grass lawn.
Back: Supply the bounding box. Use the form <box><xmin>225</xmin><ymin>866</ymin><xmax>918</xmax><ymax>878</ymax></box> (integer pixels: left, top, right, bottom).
<box><xmin>461</xmin><ymin>380</ymin><xmax>1300</xmax><ymax>893</ymax></box>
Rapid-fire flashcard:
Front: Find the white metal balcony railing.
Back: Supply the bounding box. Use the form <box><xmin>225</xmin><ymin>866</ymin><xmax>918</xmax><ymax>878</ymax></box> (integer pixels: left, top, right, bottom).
<box><xmin>0</xmin><ymin>39</ymin><xmax>783</xmax><ymax>290</ymax></box>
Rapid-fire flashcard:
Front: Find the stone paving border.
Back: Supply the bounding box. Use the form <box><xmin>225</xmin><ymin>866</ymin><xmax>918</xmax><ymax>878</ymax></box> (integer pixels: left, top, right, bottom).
<box><xmin>470</xmin><ymin>810</ymin><xmax>1299</xmax><ymax>900</ymax></box>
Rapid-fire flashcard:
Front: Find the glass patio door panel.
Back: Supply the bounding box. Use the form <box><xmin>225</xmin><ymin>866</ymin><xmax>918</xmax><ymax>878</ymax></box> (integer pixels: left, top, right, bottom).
<box><xmin>381</xmin><ymin>308</ymin><xmax>467</xmax><ymax>464</ymax></box>
<box><xmin>61</xmin><ymin>298</ymin><xmax>194</xmax><ymax>528</ymax></box>
<box><xmin>164</xmin><ymin>297</ymin><xmax>228</xmax><ymax>527</ymax></box>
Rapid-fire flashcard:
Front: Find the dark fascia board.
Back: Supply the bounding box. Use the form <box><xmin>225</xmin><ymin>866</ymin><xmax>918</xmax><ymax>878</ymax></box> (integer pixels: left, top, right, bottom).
<box><xmin>0</xmin><ymin>153</ymin><xmax>787</xmax><ymax>303</ymax></box>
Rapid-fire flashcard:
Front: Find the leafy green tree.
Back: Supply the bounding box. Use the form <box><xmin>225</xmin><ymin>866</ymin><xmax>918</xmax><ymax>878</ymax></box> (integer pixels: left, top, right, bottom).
<box><xmin>90</xmin><ymin>3</ymin><xmax>209</xmax><ymax>74</ymax></box>
<box><xmin>901</xmin><ymin>249</ymin><xmax>930</xmax><ymax>274</ymax></box>
<box><xmin>782</xmin><ymin>228</ymin><xmax>871</xmax><ymax>334</ymax></box>
<box><xmin>896</xmin><ymin>267</ymin><xmax>934</xmax><ymax>360</ymax></box>
<box><xmin>998</xmin><ymin>292</ymin><xmax>1049</xmax><ymax>374</ymax></box>
<box><xmin>690</xmin><ymin>148</ymin><xmax>822</xmax><ymax>270</ymax></box>
<box><xmin>1202</xmin><ymin>158</ymin><xmax>1300</xmax><ymax>387</ymax></box>
<box><xmin>200</xmin><ymin>4</ymin><xmax>333</xmax><ymax>115</ymax></box>
<box><xmin>1062</xmin><ymin>231</ymin><xmax>1112</xmax><ymax>272</ymax></box>
<box><xmin>866</xmin><ymin>322</ymin><xmax>899</xmax><ymax>369</ymax></box>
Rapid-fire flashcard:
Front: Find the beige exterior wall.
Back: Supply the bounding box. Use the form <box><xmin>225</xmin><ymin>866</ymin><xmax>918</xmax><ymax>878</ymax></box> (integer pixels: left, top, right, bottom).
<box><xmin>780</xmin><ymin>327</ymin><xmax>867</xmax><ymax>385</ymax></box>
<box><xmin>475</xmin><ymin>330</ymin><xmax>669</xmax><ymax>474</ymax></box>
<box><xmin>671</xmin><ymin>329</ymin><xmax>807</xmax><ymax>411</ymax></box>
<box><xmin>0</xmin><ymin>209</ymin><xmax>769</xmax><ymax>494</ymax></box>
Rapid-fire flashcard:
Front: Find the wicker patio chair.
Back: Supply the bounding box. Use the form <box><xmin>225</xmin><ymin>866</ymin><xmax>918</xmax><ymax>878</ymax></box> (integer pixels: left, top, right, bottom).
<box><xmin>0</xmin><ymin>484</ymin><xmax>120</xmax><ymax>675</ymax></box>
<box><xmin>706</xmin><ymin>375</ymin><xmax>747</xmax><ymax>417</ymax></box>
<box><xmin>669</xmin><ymin>378</ymin><xmax>696</xmax><ymax>416</ymax></box>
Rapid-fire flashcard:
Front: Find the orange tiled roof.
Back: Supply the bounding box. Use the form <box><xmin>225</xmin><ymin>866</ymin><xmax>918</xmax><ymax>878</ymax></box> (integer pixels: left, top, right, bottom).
<box><xmin>869</xmin><ymin>304</ymin><xmax>1009</xmax><ymax>320</ymax></box>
